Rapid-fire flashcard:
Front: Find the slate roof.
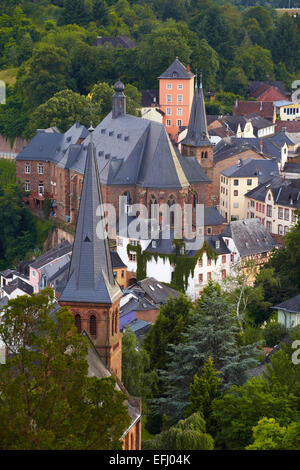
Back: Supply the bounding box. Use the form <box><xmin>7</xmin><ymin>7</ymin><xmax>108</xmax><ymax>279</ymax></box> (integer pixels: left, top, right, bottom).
<box><xmin>110</xmin><ymin>251</ymin><xmax>127</xmax><ymax>269</ymax></box>
<box><xmin>273</xmin><ymin>294</ymin><xmax>300</xmax><ymax>314</ymax></box>
<box><xmin>283</xmin><ymin>162</ymin><xmax>300</xmax><ymax>174</ymax></box>
<box><xmin>221</xmin><ymin>158</ymin><xmax>279</xmax><ymax>183</ymax></box>
<box><xmin>213</xmin><ymin>132</ymin><xmax>291</xmax><ymax>164</ymax></box>
<box><xmin>181</xmin><ymin>85</ymin><xmax>211</xmax><ymax>147</ymax></box>
<box><xmin>17</xmin><ymin>122</ymin><xmax>88</xmax><ymax>163</ymax></box>
<box><xmin>0</xmin><ymin>296</ymin><xmax>8</xmax><ymax>307</ymax></box>
<box><xmin>245</xmin><ymin>177</ymin><xmax>300</xmax><ymax>208</ymax></box>
<box><xmin>60</xmin><ymin>141</ymin><xmax>122</xmax><ymax>304</ymax></box>
<box><xmin>221</xmin><ymin>219</ymin><xmax>277</xmax><ymax>257</ymax></box>
<box><xmin>126</xmin><ymin>277</ymin><xmax>180</xmax><ymax>305</ymax></box>
<box><xmin>203</xmin><ymin>206</ymin><xmax>226</xmax><ymax>226</ymax></box>
<box><xmin>2</xmin><ymin>277</ymin><xmax>33</xmax><ymax>296</ymax></box>
<box><xmin>30</xmin><ymin>241</ymin><xmax>72</xmax><ymax>269</ymax></box>
<box><xmin>120</xmin><ymin>296</ymin><xmax>159</xmax><ymax>317</ymax></box>
<box><xmin>158</xmin><ymin>58</ymin><xmax>194</xmax><ymax>79</ymax></box>
<box><xmin>94</xmin><ymin>34</ymin><xmax>136</xmax><ymax>49</ymax></box>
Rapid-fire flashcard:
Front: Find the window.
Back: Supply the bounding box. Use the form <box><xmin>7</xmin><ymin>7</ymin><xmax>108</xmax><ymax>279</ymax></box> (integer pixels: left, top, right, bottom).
<box><xmin>207</xmin><ymin>272</ymin><xmax>212</xmax><ymax>281</ymax></box>
<box><xmin>117</xmin><ymin>238</ymin><xmax>123</xmax><ymax>246</ymax></box>
<box><xmin>234</xmin><ymin>179</ymin><xmax>239</xmax><ymax>186</ymax></box>
<box><xmin>121</xmin><ymin>270</ymin><xmax>124</xmax><ymax>278</ymax></box>
<box><xmin>247</xmin><ymin>179</ymin><xmax>252</xmax><ymax>186</ymax></box>
<box><xmin>284</xmin><ymin>209</ymin><xmax>289</xmax><ymax>221</ymax></box>
<box><xmin>266</xmin><ymin>221</ymin><xmax>272</xmax><ymax>232</ymax></box>
<box><xmin>38</xmin><ymin>182</ymin><xmax>44</xmax><ymax>195</ymax></box>
<box><xmin>207</xmin><ymin>227</ymin><xmax>212</xmax><ymax>234</ymax></box>
<box><xmin>225</xmin><ymin>239</ymin><xmax>229</xmax><ymax>246</ymax></box>
<box><xmin>250</xmin><ymin>200</ymin><xmax>255</xmax><ymax>208</ymax></box>
<box><xmin>222</xmin><ymin>255</ymin><xmax>226</xmax><ymax>264</ymax></box>
<box><xmin>166</xmin><ymin>107</ymin><xmax>171</xmax><ymax>115</ymax></box>
<box><xmin>296</xmin><ymin>314</ymin><xmax>300</xmax><ymax>326</ymax></box>
<box><xmin>234</xmin><ymin>190</ymin><xmax>238</xmax><ymax>197</ymax></box>
<box><xmin>177</xmin><ymin>84</ymin><xmax>183</xmax><ymax>90</ymax></box>
<box><xmin>129</xmin><ymin>253</ymin><xmax>136</xmax><ymax>262</ymax></box>
<box><xmin>221</xmin><ymin>270</ymin><xmax>226</xmax><ymax>280</ymax></box>
<box><xmin>267</xmin><ymin>205</ymin><xmax>272</xmax><ymax>217</ymax></box>
<box><xmin>230</xmin><ymin>254</ymin><xmax>234</xmax><ymax>263</ymax></box>
<box><xmin>278</xmin><ymin>207</ymin><xmax>283</xmax><ymax>219</ymax></box>
<box><xmin>166</xmin><ymin>83</ymin><xmax>172</xmax><ymax>89</ymax></box>
<box><xmin>177</xmin><ymin>94</ymin><xmax>183</xmax><ymax>104</ymax></box>
<box><xmin>233</xmin><ymin>203</ymin><xmax>239</xmax><ymax>208</ymax></box>
<box><xmin>75</xmin><ymin>314</ymin><xmax>81</xmax><ymax>334</ymax></box>
<box><xmin>198</xmin><ymin>273</ymin><xmax>203</xmax><ymax>283</ymax></box>
<box><xmin>177</xmin><ymin>119</ymin><xmax>182</xmax><ymax>127</ymax></box>
<box><xmin>90</xmin><ymin>315</ymin><xmax>97</xmax><ymax>337</ymax></box>
<box><xmin>25</xmin><ymin>181</ymin><xmax>30</xmax><ymax>191</ymax></box>
<box><xmin>166</xmin><ymin>119</ymin><xmax>171</xmax><ymax>127</ymax></box>
<box><xmin>198</xmin><ymin>258</ymin><xmax>203</xmax><ymax>267</ymax></box>
<box><xmin>25</xmin><ymin>163</ymin><xmax>30</xmax><ymax>174</ymax></box>
<box><xmin>284</xmin><ymin>226</ymin><xmax>289</xmax><ymax>235</ymax></box>
<box><xmin>278</xmin><ymin>224</ymin><xmax>283</xmax><ymax>235</ymax></box>
<box><xmin>38</xmin><ymin>163</ymin><xmax>44</xmax><ymax>174</ymax></box>
<box><xmin>207</xmin><ymin>258</ymin><xmax>211</xmax><ymax>266</ymax></box>
<box><xmin>167</xmin><ymin>94</ymin><xmax>172</xmax><ymax>103</ymax></box>
<box><xmin>177</xmin><ymin>108</ymin><xmax>182</xmax><ymax>116</ymax></box>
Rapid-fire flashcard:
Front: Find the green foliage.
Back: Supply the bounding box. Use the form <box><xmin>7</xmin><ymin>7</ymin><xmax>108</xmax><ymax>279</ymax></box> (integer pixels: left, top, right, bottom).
<box><xmin>0</xmin><ymin>182</ymin><xmax>38</xmax><ymax>270</ymax></box>
<box><xmin>122</xmin><ymin>328</ymin><xmax>157</xmax><ymax>400</ymax></box>
<box><xmin>261</xmin><ymin>320</ymin><xmax>288</xmax><ymax>348</ymax></box>
<box><xmin>0</xmin><ymin>159</ymin><xmax>16</xmax><ymax>189</ymax></box>
<box><xmin>42</xmin><ymin>197</ymin><xmax>52</xmax><ymax>219</ymax></box>
<box><xmin>185</xmin><ymin>356</ymin><xmax>221</xmax><ymax>421</ymax></box>
<box><xmin>151</xmin><ymin>284</ymin><xmax>260</xmax><ymax>424</ymax></box>
<box><xmin>0</xmin><ymin>288</ymin><xmax>130</xmax><ymax>449</ymax></box>
<box><xmin>143</xmin><ymin>412</ymin><xmax>214</xmax><ymax>450</ymax></box>
<box><xmin>246</xmin><ymin>417</ymin><xmax>300</xmax><ymax>450</ymax></box>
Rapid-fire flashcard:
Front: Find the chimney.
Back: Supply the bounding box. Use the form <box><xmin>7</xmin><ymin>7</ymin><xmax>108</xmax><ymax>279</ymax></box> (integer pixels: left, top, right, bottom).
<box><xmin>260</xmin><ymin>101</ymin><xmax>263</xmax><ymax>111</ymax></box>
<box><xmin>187</xmin><ymin>64</ymin><xmax>190</xmax><ymax>72</ymax></box>
<box><xmin>260</xmin><ymin>138</ymin><xmax>263</xmax><ymax>152</ymax></box>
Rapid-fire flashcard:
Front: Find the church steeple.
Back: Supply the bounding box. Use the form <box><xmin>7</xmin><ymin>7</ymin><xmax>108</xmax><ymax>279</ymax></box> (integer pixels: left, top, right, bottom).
<box><xmin>59</xmin><ymin>132</ymin><xmax>123</xmax><ymax>379</ymax></box>
<box><xmin>112</xmin><ymin>80</ymin><xmax>126</xmax><ymax>119</ymax></box>
<box><xmin>60</xmin><ymin>139</ymin><xmax>121</xmax><ymax>304</ymax></box>
<box><xmin>182</xmin><ymin>75</ymin><xmax>210</xmax><ymax>148</ymax></box>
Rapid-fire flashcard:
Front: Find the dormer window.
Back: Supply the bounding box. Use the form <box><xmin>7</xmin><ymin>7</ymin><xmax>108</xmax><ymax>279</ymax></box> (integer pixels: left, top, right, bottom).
<box><xmin>172</xmin><ymin>72</ymin><xmax>178</xmax><ymax>77</ymax></box>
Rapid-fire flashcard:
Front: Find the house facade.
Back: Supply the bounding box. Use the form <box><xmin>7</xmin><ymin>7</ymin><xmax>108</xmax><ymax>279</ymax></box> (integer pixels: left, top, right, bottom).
<box><xmin>273</xmin><ymin>294</ymin><xmax>300</xmax><ymax>328</ymax></box>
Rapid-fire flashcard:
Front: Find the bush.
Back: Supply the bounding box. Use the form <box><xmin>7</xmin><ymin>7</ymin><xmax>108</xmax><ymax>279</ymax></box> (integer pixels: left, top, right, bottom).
<box><xmin>262</xmin><ymin>322</ymin><xmax>288</xmax><ymax>348</ymax></box>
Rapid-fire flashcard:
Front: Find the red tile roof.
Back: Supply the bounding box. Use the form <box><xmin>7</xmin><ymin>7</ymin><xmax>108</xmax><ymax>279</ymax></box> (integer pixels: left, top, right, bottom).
<box><xmin>233</xmin><ymin>100</ymin><xmax>275</xmax><ymax>121</ymax></box>
<box><xmin>275</xmin><ymin>121</ymin><xmax>300</xmax><ymax>133</ymax></box>
<box><xmin>253</xmin><ymin>86</ymin><xmax>287</xmax><ymax>102</ymax></box>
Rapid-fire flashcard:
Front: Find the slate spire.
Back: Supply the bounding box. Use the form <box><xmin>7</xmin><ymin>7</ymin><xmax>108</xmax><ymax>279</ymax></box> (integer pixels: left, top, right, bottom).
<box><xmin>181</xmin><ymin>75</ymin><xmax>211</xmax><ymax>147</ymax></box>
<box><xmin>60</xmin><ymin>137</ymin><xmax>122</xmax><ymax>304</ymax></box>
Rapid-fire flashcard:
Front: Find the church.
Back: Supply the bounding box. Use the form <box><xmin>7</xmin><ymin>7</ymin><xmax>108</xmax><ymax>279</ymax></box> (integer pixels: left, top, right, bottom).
<box><xmin>58</xmin><ymin>134</ymin><xmax>142</xmax><ymax>450</ymax></box>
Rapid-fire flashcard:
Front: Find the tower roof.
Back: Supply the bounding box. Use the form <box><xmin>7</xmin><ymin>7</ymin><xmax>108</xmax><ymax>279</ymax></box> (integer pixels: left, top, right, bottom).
<box><xmin>60</xmin><ymin>140</ymin><xmax>122</xmax><ymax>304</ymax></box>
<box><xmin>181</xmin><ymin>85</ymin><xmax>211</xmax><ymax>147</ymax></box>
<box><xmin>158</xmin><ymin>58</ymin><xmax>195</xmax><ymax>79</ymax></box>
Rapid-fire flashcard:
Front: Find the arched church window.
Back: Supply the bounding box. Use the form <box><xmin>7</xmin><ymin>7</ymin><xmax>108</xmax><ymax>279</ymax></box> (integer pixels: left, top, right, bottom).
<box><xmin>90</xmin><ymin>315</ymin><xmax>97</xmax><ymax>337</ymax></box>
<box><xmin>167</xmin><ymin>195</ymin><xmax>176</xmax><ymax>227</ymax></box>
<box><xmin>75</xmin><ymin>314</ymin><xmax>81</xmax><ymax>334</ymax></box>
<box><xmin>123</xmin><ymin>191</ymin><xmax>131</xmax><ymax>205</ymax></box>
<box><xmin>149</xmin><ymin>194</ymin><xmax>158</xmax><ymax>218</ymax></box>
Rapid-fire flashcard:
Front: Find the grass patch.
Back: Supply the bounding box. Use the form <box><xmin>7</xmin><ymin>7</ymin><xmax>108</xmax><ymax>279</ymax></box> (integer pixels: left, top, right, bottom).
<box><xmin>0</xmin><ymin>68</ymin><xmax>18</xmax><ymax>86</ymax></box>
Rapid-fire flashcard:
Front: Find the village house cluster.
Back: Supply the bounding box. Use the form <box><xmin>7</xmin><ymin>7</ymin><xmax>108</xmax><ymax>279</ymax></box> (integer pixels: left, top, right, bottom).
<box><xmin>1</xmin><ymin>59</ymin><xmax>300</xmax><ymax>449</ymax></box>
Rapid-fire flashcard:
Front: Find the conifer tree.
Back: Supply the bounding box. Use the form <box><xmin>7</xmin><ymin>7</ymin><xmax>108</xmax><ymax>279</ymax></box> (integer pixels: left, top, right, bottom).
<box><xmin>151</xmin><ymin>284</ymin><xmax>260</xmax><ymax>424</ymax></box>
<box><xmin>185</xmin><ymin>356</ymin><xmax>221</xmax><ymax>420</ymax></box>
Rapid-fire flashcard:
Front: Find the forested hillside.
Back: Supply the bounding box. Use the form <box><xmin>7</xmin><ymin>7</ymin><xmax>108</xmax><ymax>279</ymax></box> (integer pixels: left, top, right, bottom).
<box><xmin>0</xmin><ymin>0</ymin><xmax>299</xmax><ymax>142</ymax></box>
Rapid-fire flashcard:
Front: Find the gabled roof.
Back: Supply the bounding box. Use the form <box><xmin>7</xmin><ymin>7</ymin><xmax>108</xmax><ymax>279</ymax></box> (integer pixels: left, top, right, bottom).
<box><xmin>245</xmin><ymin>176</ymin><xmax>300</xmax><ymax>208</ymax></box>
<box><xmin>221</xmin><ymin>158</ymin><xmax>279</xmax><ymax>182</ymax></box>
<box><xmin>30</xmin><ymin>241</ymin><xmax>72</xmax><ymax>269</ymax></box>
<box><xmin>250</xmin><ymin>80</ymin><xmax>286</xmax><ymax>98</ymax></box>
<box><xmin>251</xmin><ymin>85</ymin><xmax>287</xmax><ymax>102</ymax></box>
<box><xmin>273</xmin><ymin>294</ymin><xmax>300</xmax><ymax>314</ymax></box>
<box><xmin>158</xmin><ymin>58</ymin><xmax>194</xmax><ymax>79</ymax></box>
<box><xmin>135</xmin><ymin>277</ymin><xmax>181</xmax><ymax>305</ymax></box>
<box><xmin>140</xmin><ymin>89</ymin><xmax>159</xmax><ymax>107</ymax></box>
<box><xmin>2</xmin><ymin>277</ymin><xmax>33</xmax><ymax>296</ymax></box>
<box><xmin>233</xmin><ymin>101</ymin><xmax>275</xmax><ymax>120</ymax></box>
<box><xmin>221</xmin><ymin>219</ymin><xmax>277</xmax><ymax>257</ymax></box>
<box><xmin>17</xmin><ymin>122</ymin><xmax>89</xmax><ymax>163</ymax></box>
<box><xmin>181</xmin><ymin>85</ymin><xmax>211</xmax><ymax>147</ymax></box>
<box><xmin>60</xmin><ymin>141</ymin><xmax>122</xmax><ymax>304</ymax></box>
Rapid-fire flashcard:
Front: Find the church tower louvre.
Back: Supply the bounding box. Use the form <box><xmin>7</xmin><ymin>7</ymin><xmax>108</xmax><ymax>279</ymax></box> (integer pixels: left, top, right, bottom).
<box><xmin>59</xmin><ymin>132</ymin><xmax>123</xmax><ymax>380</ymax></box>
<box><xmin>181</xmin><ymin>75</ymin><xmax>214</xmax><ymax>180</ymax></box>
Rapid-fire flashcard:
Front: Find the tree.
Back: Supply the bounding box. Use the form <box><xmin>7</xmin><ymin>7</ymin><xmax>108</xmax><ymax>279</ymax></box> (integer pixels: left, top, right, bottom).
<box><xmin>261</xmin><ymin>320</ymin><xmax>288</xmax><ymax>348</ymax></box>
<box><xmin>271</xmin><ymin>14</ymin><xmax>300</xmax><ymax>72</ymax></box>
<box><xmin>185</xmin><ymin>356</ymin><xmax>221</xmax><ymax>421</ymax></box>
<box><xmin>143</xmin><ymin>412</ymin><xmax>214</xmax><ymax>450</ymax></box>
<box><xmin>190</xmin><ymin>38</ymin><xmax>219</xmax><ymax>90</ymax></box>
<box><xmin>151</xmin><ymin>284</ymin><xmax>260</xmax><ymax>424</ymax></box>
<box><xmin>246</xmin><ymin>417</ymin><xmax>300</xmax><ymax>450</ymax></box>
<box><xmin>0</xmin><ymin>289</ymin><xmax>130</xmax><ymax>449</ymax></box>
<box><xmin>26</xmin><ymin>89</ymin><xmax>102</xmax><ymax>138</ymax></box>
<box><xmin>19</xmin><ymin>44</ymin><xmax>71</xmax><ymax>107</ymax></box>
<box><xmin>143</xmin><ymin>294</ymin><xmax>194</xmax><ymax>371</ymax></box>
<box><xmin>224</xmin><ymin>67</ymin><xmax>249</xmax><ymax>96</ymax></box>
<box><xmin>122</xmin><ymin>328</ymin><xmax>157</xmax><ymax>400</ymax></box>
